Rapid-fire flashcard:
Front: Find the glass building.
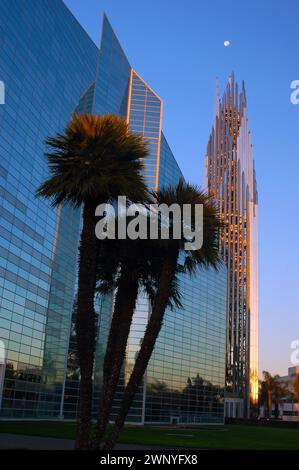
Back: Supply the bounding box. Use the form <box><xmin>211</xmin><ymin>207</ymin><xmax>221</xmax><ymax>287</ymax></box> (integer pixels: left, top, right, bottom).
<box><xmin>0</xmin><ymin>0</ymin><xmax>227</xmax><ymax>424</ymax></box>
<box><xmin>205</xmin><ymin>75</ymin><xmax>259</xmax><ymax>418</ymax></box>
<box><xmin>0</xmin><ymin>0</ymin><xmax>100</xmax><ymax>417</ymax></box>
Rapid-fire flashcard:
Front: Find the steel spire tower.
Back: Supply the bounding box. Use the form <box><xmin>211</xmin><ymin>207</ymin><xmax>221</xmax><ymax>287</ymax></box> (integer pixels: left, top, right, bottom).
<box><xmin>205</xmin><ymin>73</ymin><xmax>258</xmax><ymax>418</ymax></box>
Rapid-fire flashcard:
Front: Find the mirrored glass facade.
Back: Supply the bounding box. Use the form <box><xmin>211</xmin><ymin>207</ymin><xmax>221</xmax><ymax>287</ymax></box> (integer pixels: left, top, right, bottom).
<box><xmin>145</xmin><ymin>266</ymin><xmax>227</xmax><ymax>424</ymax></box>
<box><xmin>0</xmin><ymin>0</ymin><xmax>227</xmax><ymax>424</ymax></box>
<box><xmin>143</xmin><ymin>134</ymin><xmax>226</xmax><ymax>424</ymax></box>
<box><xmin>127</xmin><ymin>71</ymin><xmax>162</xmax><ymax>191</ymax></box>
<box><xmin>205</xmin><ymin>74</ymin><xmax>258</xmax><ymax>417</ymax></box>
<box><xmin>0</xmin><ymin>0</ymin><xmax>99</xmax><ymax>417</ymax></box>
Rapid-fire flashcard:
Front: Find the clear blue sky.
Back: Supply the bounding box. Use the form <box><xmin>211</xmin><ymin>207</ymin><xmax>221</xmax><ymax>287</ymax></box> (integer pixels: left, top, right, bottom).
<box><xmin>65</xmin><ymin>0</ymin><xmax>299</xmax><ymax>376</ymax></box>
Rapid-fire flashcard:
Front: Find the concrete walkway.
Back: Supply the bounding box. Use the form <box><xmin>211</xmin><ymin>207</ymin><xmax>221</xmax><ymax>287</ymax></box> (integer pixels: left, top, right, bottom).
<box><xmin>0</xmin><ymin>433</ymin><xmax>169</xmax><ymax>450</ymax></box>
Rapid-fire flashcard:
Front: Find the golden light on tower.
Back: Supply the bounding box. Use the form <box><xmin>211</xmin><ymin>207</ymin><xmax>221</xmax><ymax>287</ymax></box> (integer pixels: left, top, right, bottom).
<box><xmin>205</xmin><ymin>73</ymin><xmax>259</xmax><ymax>417</ymax></box>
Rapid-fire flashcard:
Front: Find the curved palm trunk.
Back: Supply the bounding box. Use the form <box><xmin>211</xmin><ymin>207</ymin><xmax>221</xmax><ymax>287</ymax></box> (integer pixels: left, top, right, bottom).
<box><xmin>92</xmin><ymin>268</ymin><xmax>139</xmax><ymax>449</ymax></box>
<box><xmin>104</xmin><ymin>253</ymin><xmax>178</xmax><ymax>450</ymax></box>
<box><xmin>75</xmin><ymin>200</ymin><xmax>99</xmax><ymax>449</ymax></box>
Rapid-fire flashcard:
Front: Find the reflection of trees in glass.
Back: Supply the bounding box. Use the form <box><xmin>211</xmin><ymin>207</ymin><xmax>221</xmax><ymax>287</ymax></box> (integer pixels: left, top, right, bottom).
<box><xmin>146</xmin><ymin>373</ymin><xmax>224</xmax><ymax>422</ymax></box>
<box><xmin>66</xmin><ymin>297</ymin><xmax>100</xmax><ymax>383</ymax></box>
<box><xmin>148</xmin><ymin>379</ymin><xmax>169</xmax><ymax>394</ymax></box>
<box><xmin>42</xmin><ymin>350</ymin><xmax>57</xmax><ymax>381</ymax></box>
<box><xmin>66</xmin><ymin>299</ymin><xmax>80</xmax><ymax>382</ymax></box>
<box><xmin>3</xmin><ymin>363</ymin><xmax>16</xmax><ymax>402</ymax></box>
<box><xmin>64</xmin><ymin>296</ymin><xmax>101</xmax><ymax>416</ymax></box>
<box><xmin>184</xmin><ymin>374</ymin><xmax>224</xmax><ymax>414</ymax></box>
<box><xmin>3</xmin><ymin>361</ymin><xmax>41</xmax><ymax>408</ymax></box>
<box><xmin>63</xmin><ymin>298</ymin><xmax>81</xmax><ymax>418</ymax></box>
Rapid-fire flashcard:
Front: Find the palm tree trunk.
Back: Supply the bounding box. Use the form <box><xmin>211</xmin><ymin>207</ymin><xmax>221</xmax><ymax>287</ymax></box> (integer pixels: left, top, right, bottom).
<box><xmin>92</xmin><ymin>267</ymin><xmax>139</xmax><ymax>449</ymax></box>
<box><xmin>104</xmin><ymin>253</ymin><xmax>178</xmax><ymax>450</ymax></box>
<box><xmin>75</xmin><ymin>199</ymin><xmax>99</xmax><ymax>449</ymax></box>
<box><xmin>267</xmin><ymin>388</ymin><xmax>272</xmax><ymax>419</ymax></box>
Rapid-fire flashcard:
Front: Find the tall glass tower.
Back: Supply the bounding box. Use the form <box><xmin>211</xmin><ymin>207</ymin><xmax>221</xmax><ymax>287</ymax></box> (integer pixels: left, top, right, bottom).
<box><xmin>205</xmin><ymin>74</ymin><xmax>258</xmax><ymax>417</ymax></box>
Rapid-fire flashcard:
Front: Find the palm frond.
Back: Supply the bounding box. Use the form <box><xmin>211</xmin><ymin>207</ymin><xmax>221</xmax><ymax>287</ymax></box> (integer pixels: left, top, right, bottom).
<box><xmin>36</xmin><ymin>113</ymin><xmax>149</xmax><ymax>207</ymax></box>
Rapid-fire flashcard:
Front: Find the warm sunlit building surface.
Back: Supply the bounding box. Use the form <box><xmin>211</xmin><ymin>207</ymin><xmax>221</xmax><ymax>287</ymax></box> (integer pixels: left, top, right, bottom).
<box><xmin>0</xmin><ymin>0</ymin><xmax>227</xmax><ymax>424</ymax></box>
<box><xmin>205</xmin><ymin>74</ymin><xmax>259</xmax><ymax>417</ymax></box>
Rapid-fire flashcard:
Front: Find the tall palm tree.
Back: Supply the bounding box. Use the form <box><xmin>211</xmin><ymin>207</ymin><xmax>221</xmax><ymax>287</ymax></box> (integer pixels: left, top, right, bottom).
<box><xmin>261</xmin><ymin>371</ymin><xmax>287</xmax><ymax>419</ymax></box>
<box><xmin>92</xmin><ymin>233</ymin><xmax>181</xmax><ymax>449</ymax></box>
<box><xmin>262</xmin><ymin>371</ymin><xmax>275</xmax><ymax>418</ymax></box>
<box><xmin>36</xmin><ymin>113</ymin><xmax>148</xmax><ymax>449</ymax></box>
<box><xmin>103</xmin><ymin>180</ymin><xmax>222</xmax><ymax>449</ymax></box>
<box><xmin>92</xmin><ymin>239</ymin><xmax>145</xmax><ymax>449</ymax></box>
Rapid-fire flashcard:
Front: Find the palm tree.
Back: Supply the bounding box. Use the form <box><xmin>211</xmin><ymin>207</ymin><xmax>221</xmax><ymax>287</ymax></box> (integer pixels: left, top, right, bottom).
<box><xmin>261</xmin><ymin>371</ymin><xmax>287</xmax><ymax>419</ymax></box>
<box><xmin>103</xmin><ymin>180</ymin><xmax>222</xmax><ymax>449</ymax></box>
<box><xmin>36</xmin><ymin>113</ymin><xmax>148</xmax><ymax>449</ymax></box>
<box><xmin>92</xmin><ymin>239</ymin><xmax>146</xmax><ymax>449</ymax></box>
<box><xmin>91</xmin><ymin>233</ymin><xmax>181</xmax><ymax>449</ymax></box>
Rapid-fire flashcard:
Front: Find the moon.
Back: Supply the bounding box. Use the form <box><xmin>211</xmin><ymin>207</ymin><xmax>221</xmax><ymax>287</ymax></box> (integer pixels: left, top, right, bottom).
<box><xmin>224</xmin><ymin>40</ymin><xmax>231</xmax><ymax>47</ymax></box>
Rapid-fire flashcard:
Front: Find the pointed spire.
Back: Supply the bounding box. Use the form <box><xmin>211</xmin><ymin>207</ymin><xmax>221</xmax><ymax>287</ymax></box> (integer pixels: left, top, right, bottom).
<box><xmin>227</xmin><ymin>72</ymin><xmax>234</xmax><ymax>100</ymax></box>
<box><xmin>242</xmin><ymin>79</ymin><xmax>247</xmax><ymax>106</ymax></box>
<box><xmin>214</xmin><ymin>77</ymin><xmax>220</xmax><ymax>127</ymax></box>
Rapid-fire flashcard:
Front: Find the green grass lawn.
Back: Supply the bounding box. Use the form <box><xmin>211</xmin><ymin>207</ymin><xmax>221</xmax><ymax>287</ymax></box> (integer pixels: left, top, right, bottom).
<box><xmin>1</xmin><ymin>421</ymin><xmax>299</xmax><ymax>449</ymax></box>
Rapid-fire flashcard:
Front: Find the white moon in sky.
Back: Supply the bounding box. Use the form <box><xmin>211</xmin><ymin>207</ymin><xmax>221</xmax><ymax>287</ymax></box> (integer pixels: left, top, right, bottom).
<box><xmin>224</xmin><ymin>40</ymin><xmax>231</xmax><ymax>47</ymax></box>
